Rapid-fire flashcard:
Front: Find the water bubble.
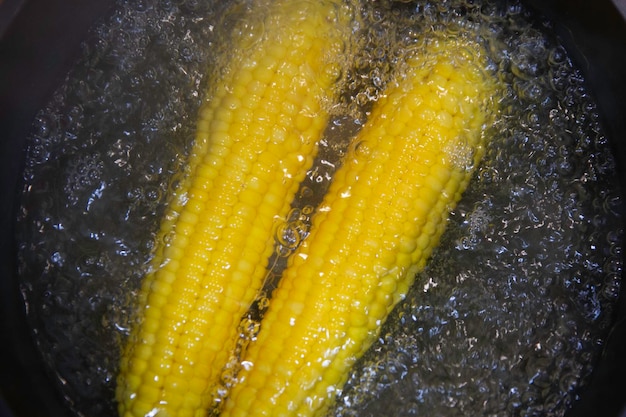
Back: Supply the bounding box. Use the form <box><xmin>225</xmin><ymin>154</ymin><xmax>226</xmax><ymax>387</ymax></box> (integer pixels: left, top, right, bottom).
<box><xmin>256</xmin><ymin>296</ymin><xmax>270</xmax><ymax>310</ymax></box>
<box><xmin>135</xmin><ymin>0</ymin><xmax>150</xmax><ymax>12</ymax></box>
<box><xmin>601</xmin><ymin>274</ymin><xmax>621</xmax><ymax>300</ymax></box>
<box><xmin>33</xmin><ymin>113</ymin><xmax>56</xmax><ymax>139</ymax></box>
<box><xmin>276</xmin><ymin>222</ymin><xmax>302</xmax><ymax>251</ymax></box>
<box><xmin>27</xmin><ymin>143</ymin><xmax>51</xmax><ymax>165</ymax></box>
<box><xmin>143</xmin><ymin>185</ymin><xmax>162</xmax><ymax>202</ymax></box>
<box><xmin>238</xmin><ymin>317</ymin><xmax>261</xmax><ymax>339</ymax></box>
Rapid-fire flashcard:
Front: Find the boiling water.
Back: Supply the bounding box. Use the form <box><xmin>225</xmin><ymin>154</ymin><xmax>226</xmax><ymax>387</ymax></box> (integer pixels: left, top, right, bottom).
<box><xmin>15</xmin><ymin>0</ymin><xmax>623</xmax><ymax>416</ymax></box>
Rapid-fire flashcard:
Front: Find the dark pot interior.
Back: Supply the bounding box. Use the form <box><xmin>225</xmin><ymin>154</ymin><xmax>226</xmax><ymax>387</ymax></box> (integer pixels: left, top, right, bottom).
<box><xmin>1</xmin><ymin>0</ymin><xmax>625</xmax><ymax>416</ymax></box>
<box><xmin>0</xmin><ymin>2</ymin><xmax>117</xmax><ymax>416</ymax></box>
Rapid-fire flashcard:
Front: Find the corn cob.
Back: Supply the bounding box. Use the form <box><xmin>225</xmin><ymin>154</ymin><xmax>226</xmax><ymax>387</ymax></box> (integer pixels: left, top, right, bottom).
<box><xmin>115</xmin><ymin>1</ymin><xmax>356</xmax><ymax>416</ymax></box>
<box><xmin>221</xmin><ymin>35</ymin><xmax>499</xmax><ymax>417</ymax></box>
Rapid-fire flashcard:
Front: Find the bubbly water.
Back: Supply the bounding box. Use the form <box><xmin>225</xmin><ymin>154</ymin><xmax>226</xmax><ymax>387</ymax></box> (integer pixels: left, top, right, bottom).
<box><xmin>15</xmin><ymin>0</ymin><xmax>623</xmax><ymax>416</ymax></box>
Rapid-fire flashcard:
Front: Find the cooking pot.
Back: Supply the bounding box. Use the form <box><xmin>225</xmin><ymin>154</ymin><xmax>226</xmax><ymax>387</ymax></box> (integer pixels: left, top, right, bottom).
<box><xmin>1</xmin><ymin>0</ymin><xmax>625</xmax><ymax>416</ymax></box>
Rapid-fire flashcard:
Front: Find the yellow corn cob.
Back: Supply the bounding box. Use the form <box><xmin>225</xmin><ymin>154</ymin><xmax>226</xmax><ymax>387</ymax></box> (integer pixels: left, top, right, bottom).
<box><xmin>221</xmin><ymin>35</ymin><xmax>499</xmax><ymax>417</ymax></box>
<box><xmin>115</xmin><ymin>1</ymin><xmax>356</xmax><ymax>416</ymax></box>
